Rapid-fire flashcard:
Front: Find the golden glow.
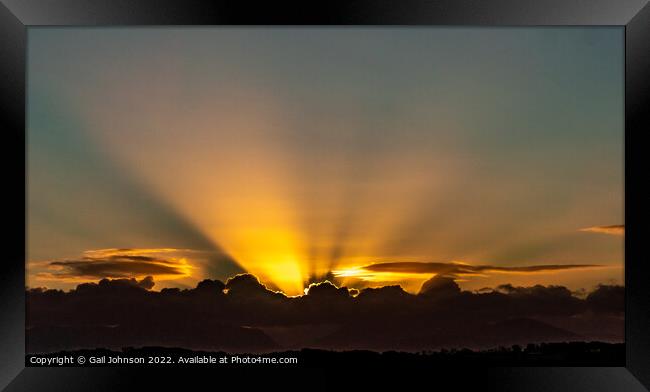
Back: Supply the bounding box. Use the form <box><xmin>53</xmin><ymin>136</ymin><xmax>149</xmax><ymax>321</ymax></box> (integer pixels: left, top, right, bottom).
<box><xmin>219</xmin><ymin>227</ymin><xmax>305</xmax><ymax>295</ymax></box>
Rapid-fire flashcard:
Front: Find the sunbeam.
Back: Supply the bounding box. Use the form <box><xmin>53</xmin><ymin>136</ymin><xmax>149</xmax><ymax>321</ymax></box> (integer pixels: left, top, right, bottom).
<box><xmin>27</xmin><ymin>28</ymin><xmax>623</xmax><ymax>295</ymax></box>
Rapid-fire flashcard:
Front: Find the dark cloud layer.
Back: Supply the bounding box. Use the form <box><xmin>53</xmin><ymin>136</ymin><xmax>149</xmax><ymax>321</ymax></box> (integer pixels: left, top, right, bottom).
<box><xmin>27</xmin><ymin>274</ymin><xmax>624</xmax><ymax>353</ymax></box>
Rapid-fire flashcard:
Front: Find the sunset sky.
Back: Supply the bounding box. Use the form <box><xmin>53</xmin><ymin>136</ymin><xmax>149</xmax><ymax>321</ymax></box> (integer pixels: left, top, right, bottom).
<box><xmin>27</xmin><ymin>27</ymin><xmax>623</xmax><ymax>295</ymax></box>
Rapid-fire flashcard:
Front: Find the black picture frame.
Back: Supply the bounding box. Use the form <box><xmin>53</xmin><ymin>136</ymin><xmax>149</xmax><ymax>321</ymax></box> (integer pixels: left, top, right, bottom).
<box><xmin>1</xmin><ymin>0</ymin><xmax>649</xmax><ymax>390</ymax></box>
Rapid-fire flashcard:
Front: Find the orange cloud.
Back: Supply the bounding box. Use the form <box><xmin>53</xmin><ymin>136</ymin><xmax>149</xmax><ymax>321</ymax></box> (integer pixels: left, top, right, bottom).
<box><xmin>580</xmin><ymin>225</ymin><xmax>624</xmax><ymax>236</ymax></box>
<box><xmin>336</xmin><ymin>261</ymin><xmax>601</xmax><ymax>277</ymax></box>
<box><xmin>333</xmin><ymin>261</ymin><xmax>604</xmax><ymax>291</ymax></box>
<box><xmin>32</xmin><ymin>248</ymin><xmax>196</xmax><ymax>283</ymax></box>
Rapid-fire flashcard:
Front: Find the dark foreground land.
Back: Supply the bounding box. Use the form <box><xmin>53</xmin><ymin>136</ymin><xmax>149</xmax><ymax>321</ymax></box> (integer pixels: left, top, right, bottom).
<box><xmin>26</xmin><ymin>341</ymin><xmax>624</xmax><ymax>367</ymax></box>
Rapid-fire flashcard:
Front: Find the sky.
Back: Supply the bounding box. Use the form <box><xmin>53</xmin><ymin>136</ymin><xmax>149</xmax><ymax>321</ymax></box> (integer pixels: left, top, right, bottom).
<box><xmin>27</xmin><ymin>27</ymin><xmax>624</xmax><ymax>295</ymax></box>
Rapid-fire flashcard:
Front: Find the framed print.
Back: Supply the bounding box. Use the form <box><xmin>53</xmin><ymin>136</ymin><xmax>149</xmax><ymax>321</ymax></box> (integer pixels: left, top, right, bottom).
<box><xmin>1</xmin><ymin>0</ymin><xmax>649</xmax><ymax>390</ymax></box>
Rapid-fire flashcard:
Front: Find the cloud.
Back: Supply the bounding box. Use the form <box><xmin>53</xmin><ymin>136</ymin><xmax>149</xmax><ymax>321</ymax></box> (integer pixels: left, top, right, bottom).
<box><xmin>26</xmin><ymin>273</ymin><xmax>624</xmax><ymax>353</ymax></box>
<box><xmin>225</xmin><ymin>273</ymin><xmax>284</xmax><ymax>298</ymax></box>
<box><xmin>38</xmin><ymin>248</ymin><xmax>193</xmax><ymax>280</ymax></box>
<box><xmin>29</xmin><ymin>248</ymin><xmax>247</xmax><ymax>290</ymax></box>
<box><xmin>586</xmin><ymin>284</ymin><xmax>625</xmax><ymax>314</ymax></box>
<box><xmin>195</xmin><ymin>278</ymin><xmax>226</xmax><ymax>293</ymax></box>
<box><xmin>48</xmin><ymin>258</ymin><xmax>186</xmax><ymax>279</ymax></box>
<box><xmin>494</xmin><ymin>283</ymin><xmax>578</xmax><ymax>304</ymax></box>
<box><xmin>580</xmin><ymin>225</ymin><xmax>624</xmax><ymax>236</ymax></box>
<box><xmin>305</xmin><ymin>280</ymin><xmax>352</xmax><ymax>299</ymax></box>
<box><xmin>83</xmin><ymin>248</ymin><xmax>192</xmax><ymax>257</ymax></box>
<box><xmin>335</xmin><ymin>261</ymin><xmax>601</xmax><ymax>280</ymax></box>
<box><xmin>75</xmin><ymin>276</ymin><xmax>157</xmax><ymax>292</ymax></box>
<box><xmin>419</xmin><ymin>275</ymin><xmax>461</xmax><ymax>297</ymax></box>
<box><xmin>138</xmin><ymin>276</ymin><xmax>155</xmax><ymax>290</ymax></box>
